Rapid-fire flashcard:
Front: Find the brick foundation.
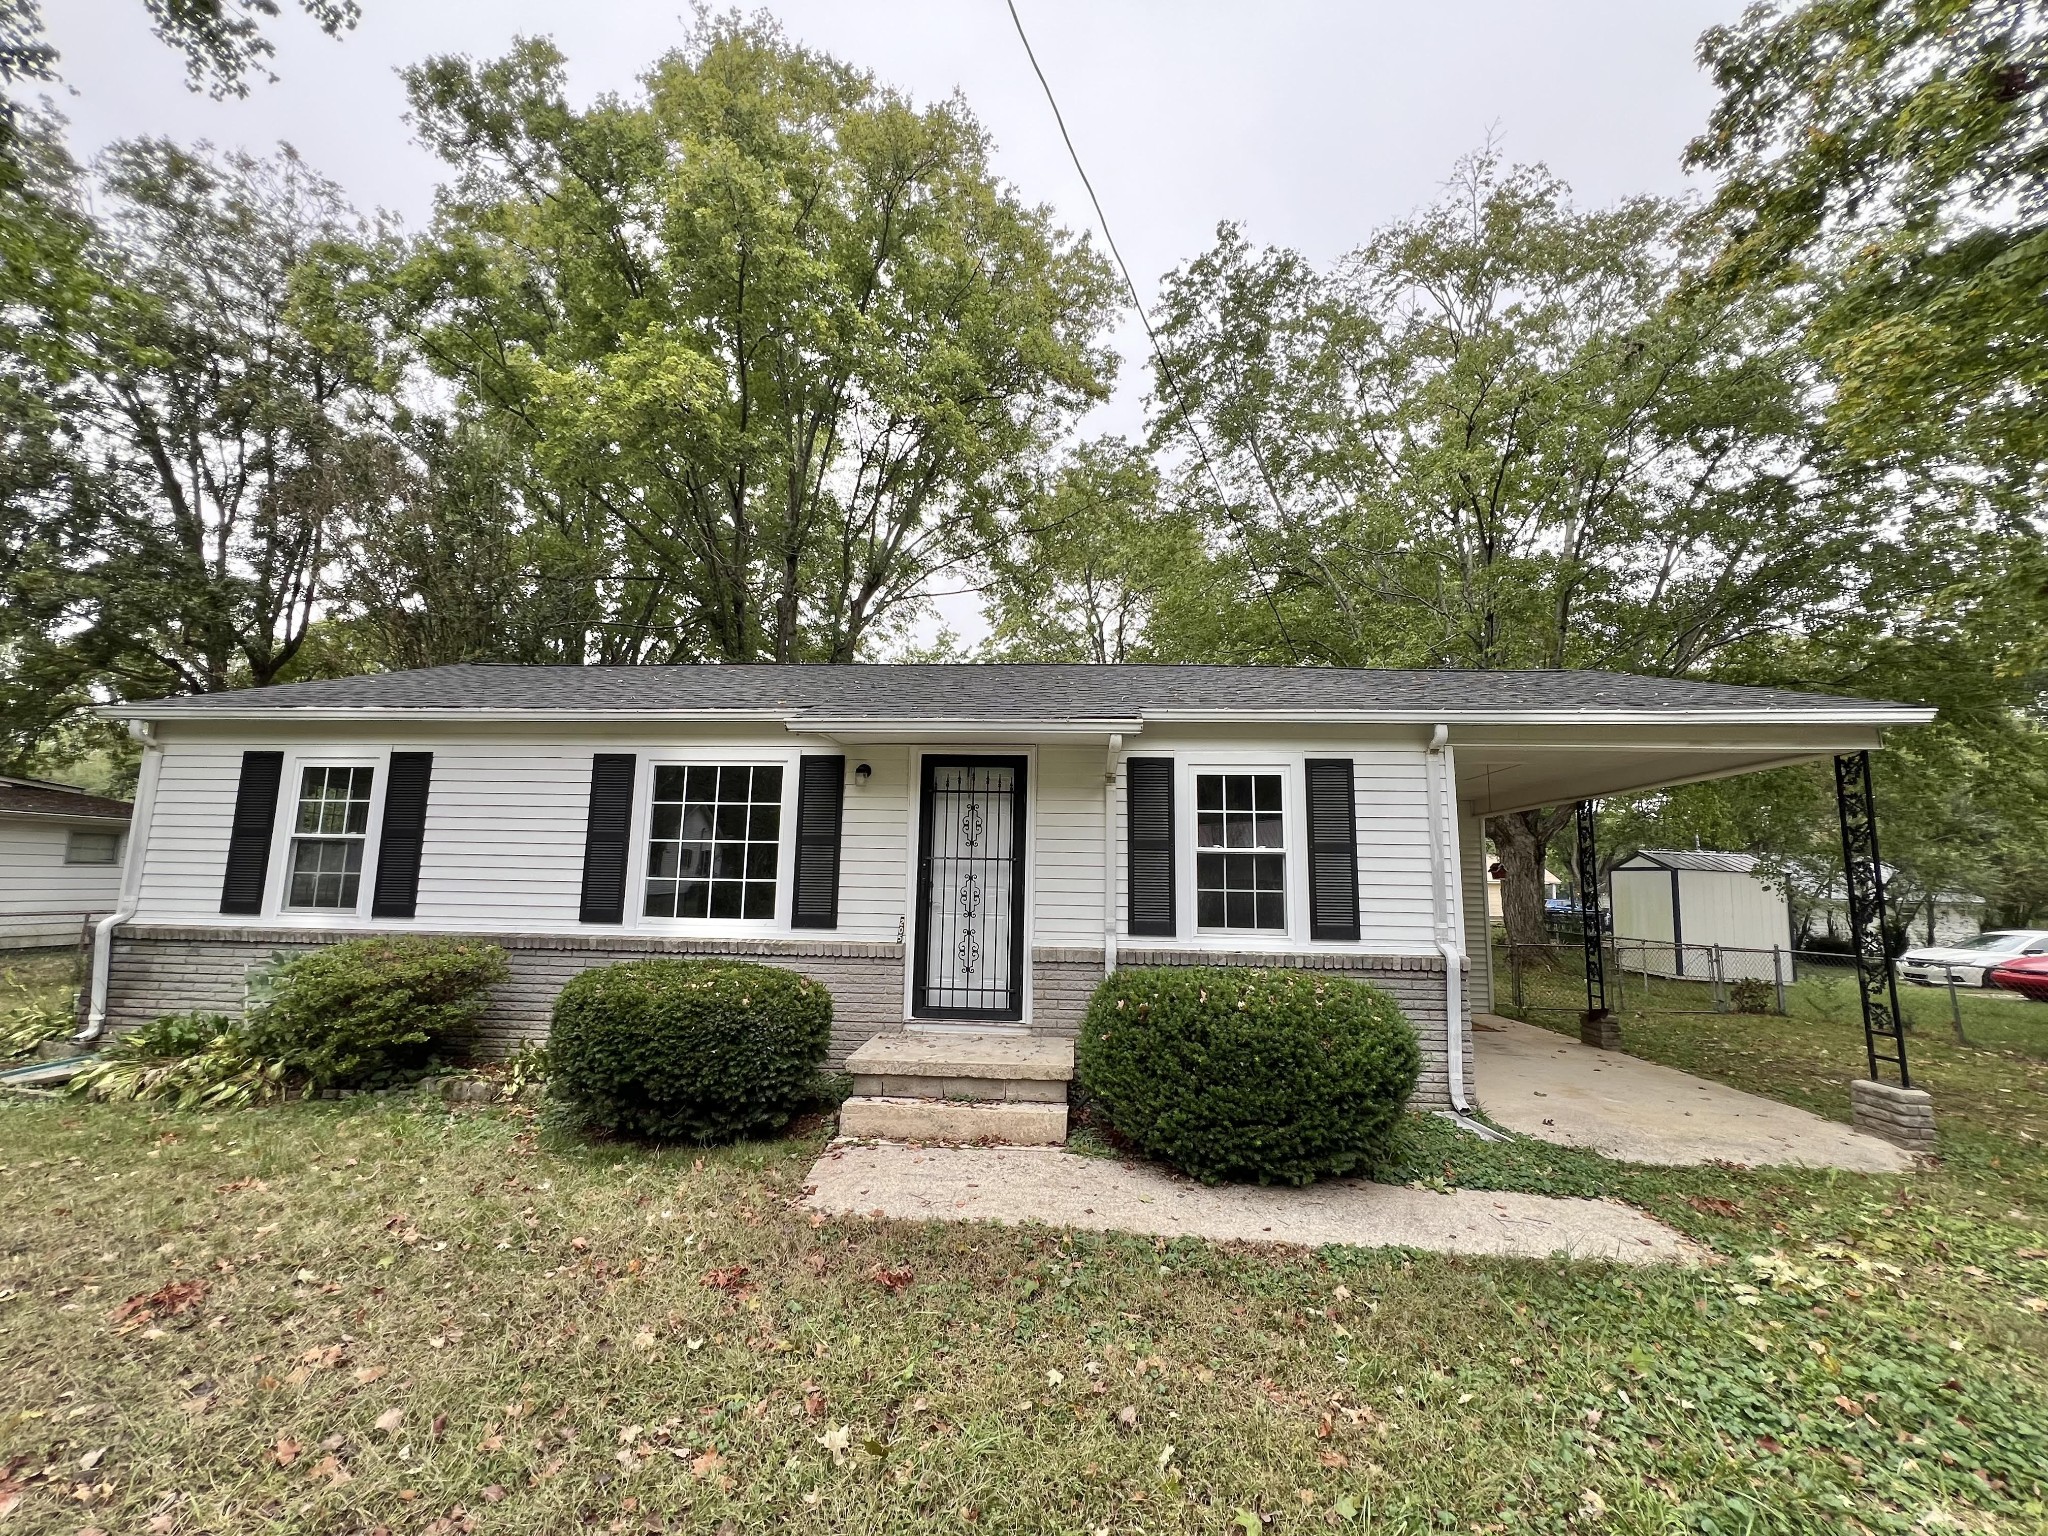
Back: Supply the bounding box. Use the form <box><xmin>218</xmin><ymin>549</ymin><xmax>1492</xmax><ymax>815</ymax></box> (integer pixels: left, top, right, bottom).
<box><xmin>106</xmin><ymin>927</ymin><xmax>1472</xmax><ymax>1105</ymax></box>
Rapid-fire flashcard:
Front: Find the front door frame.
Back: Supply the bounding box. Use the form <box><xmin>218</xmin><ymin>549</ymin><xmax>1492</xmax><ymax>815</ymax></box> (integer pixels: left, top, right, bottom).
<box><xmin>912</xmin><ymin>753</ymin><xmax>1030</xmax><ymax>1023</ymax></box>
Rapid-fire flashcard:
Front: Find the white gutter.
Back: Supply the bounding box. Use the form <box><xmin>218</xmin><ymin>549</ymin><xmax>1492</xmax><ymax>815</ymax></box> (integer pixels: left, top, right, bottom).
<box><xmin>1103</xmin><ymin>734</ymin><xmax>1121</xmax><ymax>976</ymax></box>
<box><xmin>81</xmin><ymin>723</ymin><xmax>164</xmax><ymax>1043</ymax></box>
<box><xmin>1425</xmin><ymin>723</ymin><xmax>1471</xmax><ymax>1113</ymax></box>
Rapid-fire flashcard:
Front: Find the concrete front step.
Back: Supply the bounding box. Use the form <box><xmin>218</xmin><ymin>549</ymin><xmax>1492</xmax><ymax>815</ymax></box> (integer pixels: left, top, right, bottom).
<box><xmin>845</xmin><ymin>1032</ymin><xmax>1071</xmax><ymax>1089</ymax></box>
<box><xmin>837</xmin><ymin>1096</ymin><xmax>1068</xmax><ymax>1146</ymax></box>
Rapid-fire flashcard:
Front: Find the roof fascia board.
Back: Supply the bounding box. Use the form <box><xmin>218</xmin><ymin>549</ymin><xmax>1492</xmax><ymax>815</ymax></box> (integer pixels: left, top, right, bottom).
<box><xmin>1142</xmin><ymin>708</ymin><xmax>1934</xmax><ymax>727</ymax></box>
<box><xmin>101</xmin><ymin>706</ymin><xmax>802</xmax><ymax>725</ymax></box>
<box><xmin>0</xmin><ymin>809</ymin><xmax>131</xmax><ymax>825</ymax></box>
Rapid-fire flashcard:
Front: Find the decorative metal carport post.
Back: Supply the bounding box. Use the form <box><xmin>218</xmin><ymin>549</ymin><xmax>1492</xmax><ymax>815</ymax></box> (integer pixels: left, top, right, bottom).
<box><xmin>1834</xmin><ymin>751</ymin><xmax>1935</xmax><ymax>1151</ymax></box>
<box><xmin>1576</xmin><ymin>800</ymin><xmax>1620</xmax><ymax>1049</ymax></box>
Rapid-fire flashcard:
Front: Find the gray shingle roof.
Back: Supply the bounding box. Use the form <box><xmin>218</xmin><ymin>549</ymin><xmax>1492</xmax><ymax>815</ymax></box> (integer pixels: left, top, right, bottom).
<box><xmin>115</xmin><ymin>663</ymin><xmax>1928</xmax><ymax>721</ymax></box>
<box><xmin>0</xmin><ymin>776</ymin><xmax>132</xmax><ymax>821</ymax></box>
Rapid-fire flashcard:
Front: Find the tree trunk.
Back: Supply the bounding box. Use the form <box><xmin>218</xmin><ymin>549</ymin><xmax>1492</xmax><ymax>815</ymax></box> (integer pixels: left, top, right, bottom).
<box><xmin>1490</xmin><ymin>810</ymin><xmax>1556</xmax><ymax>956</ymax></box>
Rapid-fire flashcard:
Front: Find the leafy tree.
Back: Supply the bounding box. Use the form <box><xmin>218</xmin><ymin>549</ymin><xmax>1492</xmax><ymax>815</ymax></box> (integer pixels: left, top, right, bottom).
<box><xmin>0</xmin><ymin>138</ymin><xmax>386</xmax><ymax>762</ymax></box>
<box><xmin>1689</xmin><ymin>0</ymin><xmax>2048</xmax><ymax>487</ymax></box>
<box><xmin>1142</xmin><ymin>152</ymin><xmax>1876</xmax><ymax>948</ymax></box>
<box><xmin>336</xmin><ymin>17</ymin><xmax>1116</xmax><ymax>665</ymax></box>
<box><xmin>981</xmin><ymin>440</ymin><xmax>1203</xmax><ymax>663</ymax></box>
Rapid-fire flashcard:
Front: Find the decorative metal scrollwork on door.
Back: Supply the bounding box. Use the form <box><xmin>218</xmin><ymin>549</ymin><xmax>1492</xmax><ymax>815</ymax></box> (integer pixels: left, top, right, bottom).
<box><xmin>921</xmin><ymin>764</ymin><xmax>1019</xmax><ymax>1014</ymax></box>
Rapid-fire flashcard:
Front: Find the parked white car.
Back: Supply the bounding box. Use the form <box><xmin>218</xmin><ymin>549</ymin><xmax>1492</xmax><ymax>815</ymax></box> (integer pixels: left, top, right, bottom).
<box><xmin>1895</xmin><ymin>930</ymin><xmax>2048</xmax><ymax>987</ymax></box>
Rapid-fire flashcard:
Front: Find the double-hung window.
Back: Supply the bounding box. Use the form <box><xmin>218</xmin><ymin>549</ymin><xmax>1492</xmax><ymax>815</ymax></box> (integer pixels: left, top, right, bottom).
<box><xmin>1195</xmin><ymin>771</ymin><xmax>1286</xmax><ymax>931</ymax></box>
<box><xmin>644</xmin><ymin>765</ymin><xmax>783</xmax><ymax>921</ymax></box>
<box><xmin>287</xmin><ymin>765</ymin><xmax>374</xmax><ymax>909</ymax></box>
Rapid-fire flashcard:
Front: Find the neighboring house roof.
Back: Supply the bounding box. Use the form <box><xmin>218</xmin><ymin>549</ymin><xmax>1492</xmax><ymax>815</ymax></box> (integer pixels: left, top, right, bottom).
<box><xmin>1614</xmin><ymin>849</ymin><xmax>1767</xmax><ymax>875</ymax></box>
<box><xmin>108</xmin><ymin>663</ymin><xmax>1934</xmax><ymax>725</ymax></box>
<box><xmin>0</xmin><ymin>775</ymin><xmax>132</xmax><ymax>824</ymax></box>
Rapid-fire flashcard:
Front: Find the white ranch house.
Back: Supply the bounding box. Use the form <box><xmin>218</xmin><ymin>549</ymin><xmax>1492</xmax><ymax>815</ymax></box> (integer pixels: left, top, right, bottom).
<box><xmin>87</xmin><ymin>664</ymin><xmax>1930</xmax><ymax>1141</ymax></box>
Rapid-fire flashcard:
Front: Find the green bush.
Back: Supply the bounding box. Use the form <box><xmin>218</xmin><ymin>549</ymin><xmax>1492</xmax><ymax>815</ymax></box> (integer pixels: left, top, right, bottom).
<box><xmin>1730</xmin><ymin>977</ymin><xmax>1776</xmax><ymax>1014</ymax></box>
<box><xmin>547</xmin><ymin>959</ymin><xmax>832</xmax><ymax>1142</ymax></box>
<box><xmin>1077</xmin><ymin>966</ymin><xmax>1421</xmax><ymax>1186</ymax></box>
<box><xmin>240</xmin><ymin>937</ymin><xmax>507</xmax><ymax>1089</ymax></box>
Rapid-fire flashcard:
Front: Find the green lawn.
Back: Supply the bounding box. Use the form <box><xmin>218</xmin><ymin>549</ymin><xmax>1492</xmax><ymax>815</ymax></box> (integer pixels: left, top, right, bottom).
<box><xmin>2</xmin><ymin>1001</ymin><xmax>2046</xmax><ymax>1533</ymax></box>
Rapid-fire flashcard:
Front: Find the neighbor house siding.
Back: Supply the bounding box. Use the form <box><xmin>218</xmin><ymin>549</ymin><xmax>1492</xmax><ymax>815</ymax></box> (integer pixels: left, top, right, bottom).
<box><xmin>0</xmin><ymin>817</ymin><xmax>126</xmax><ymax>949</ymax></box>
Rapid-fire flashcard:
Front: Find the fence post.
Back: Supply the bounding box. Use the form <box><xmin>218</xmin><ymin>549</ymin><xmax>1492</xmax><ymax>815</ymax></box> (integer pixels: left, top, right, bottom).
<box><xmin>1946</xmin><ymin>969</ymin><xmax>1969</xmax><ymax>1045</ymax></box>
<box><xmin>1773</xmin><ymin>945</ymin><xmax>1786</xmax><ymax>1014</ymax></box>
<box><xmin>1709</xmin><ymin>946</ymin><xmax>1725</xmax><ymax>1011</ymax></box>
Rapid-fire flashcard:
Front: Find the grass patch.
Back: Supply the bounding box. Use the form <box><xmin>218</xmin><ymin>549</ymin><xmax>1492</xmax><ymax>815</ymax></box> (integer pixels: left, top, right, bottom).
<box><xmin>2</xmin><ymin>1005</ymin><xmax>2046</xmax><ymax>1531</ymax></box>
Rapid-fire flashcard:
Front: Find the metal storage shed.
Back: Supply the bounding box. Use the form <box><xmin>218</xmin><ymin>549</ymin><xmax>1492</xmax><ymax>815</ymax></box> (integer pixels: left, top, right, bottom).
<box><xmin>1608</xmin><ymin>849</ymin><xmax>1793</xmax><ymax>979</ymax></box>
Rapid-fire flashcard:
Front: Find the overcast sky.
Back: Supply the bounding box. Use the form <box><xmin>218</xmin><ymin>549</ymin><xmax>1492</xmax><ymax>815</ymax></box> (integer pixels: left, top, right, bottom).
<box><xmin>40</xmin><ymin>0</ymin><xmax>1741</xmax><ymax>636</ymax></box>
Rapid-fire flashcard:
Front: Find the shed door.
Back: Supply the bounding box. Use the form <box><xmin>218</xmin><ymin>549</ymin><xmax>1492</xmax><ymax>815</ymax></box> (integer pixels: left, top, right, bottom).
<box><xmin>914</xmin><ymin>757</ymin><xmax>1027</xmax><ymax>1021</ymax></box>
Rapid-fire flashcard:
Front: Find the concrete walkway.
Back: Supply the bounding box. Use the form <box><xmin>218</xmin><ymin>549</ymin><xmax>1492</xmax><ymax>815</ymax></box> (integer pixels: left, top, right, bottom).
<box><xmin>803</xmin><ymin>1142</ymin><xmax>1701</xmax><ymax>1265</ymax></box>
<box><xmin>1472</xmin><ymin>1013</ymin><xmax>1913</xmax><ymax>1172</ymax></box>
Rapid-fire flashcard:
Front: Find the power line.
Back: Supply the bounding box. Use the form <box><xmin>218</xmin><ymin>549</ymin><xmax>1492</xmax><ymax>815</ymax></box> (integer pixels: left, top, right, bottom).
<box><xmin>1001</xmin><ymin>0</ymin><xmax>1300</xmax><ymax>662</ymax></box>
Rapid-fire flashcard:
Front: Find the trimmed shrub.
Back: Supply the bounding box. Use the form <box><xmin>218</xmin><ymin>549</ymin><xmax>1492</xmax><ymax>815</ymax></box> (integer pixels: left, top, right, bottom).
<box><xmin>547</xmin><ymin>959</ymin><xmax>832</xmax><ymax>1142</ymax></box>
<box><xmin>1077</xmin><ymin>966</ymin><xmax>1421</xmax><ymax>1185</ymax></box>
<box><xmin>240</xmin><ymin>936</ymin><xmax>507</xmax><ymax>1089</ymax></box>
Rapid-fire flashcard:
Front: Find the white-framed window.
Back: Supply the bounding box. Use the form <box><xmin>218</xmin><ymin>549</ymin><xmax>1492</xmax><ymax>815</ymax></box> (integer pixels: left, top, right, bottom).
<box><xmin>1194</xmin><ymin>770</ymin><xmax>1287</xmax><ymax>932</ymax></box>
<box><xmin>65</xmin><ymin>829</ymin><xmax>121</xmax><ymax>865</ymax></box>
<box><xmin>285</xmin><ymin>764</ymin><xmax>375</xmax><ymax>910</ymax></box>
<box><xmin>643</xmin><ymin>763</ymin><xmax>784</xmax><ymax>921</ymax></box>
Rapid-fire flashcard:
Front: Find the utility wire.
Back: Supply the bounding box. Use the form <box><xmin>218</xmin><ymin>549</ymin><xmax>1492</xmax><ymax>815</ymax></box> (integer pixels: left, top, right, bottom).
<box><xmin>1002</xmin><ymin>0</ymin><xmax>1300</xmax><ymax>661</ymax></box>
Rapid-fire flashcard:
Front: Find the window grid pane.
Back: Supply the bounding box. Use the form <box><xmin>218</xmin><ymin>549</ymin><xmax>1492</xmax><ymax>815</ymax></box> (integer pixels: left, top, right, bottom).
<box><xmin>287</xmin><ymin>765</ymin><xmax>372</xmax><ymax>909</ymax></box>
<box><xmin>645</xmin><ymin>763</ymin><xmax>782</xmax><ymax>920</ymax></box>
<box><xmin>1195</xmin><ymin>773</ymin><xmax>1286</xmax><ymax>932</ymax></box>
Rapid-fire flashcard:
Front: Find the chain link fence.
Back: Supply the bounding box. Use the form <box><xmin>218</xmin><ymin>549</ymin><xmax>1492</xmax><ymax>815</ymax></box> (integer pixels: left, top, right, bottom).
<box><xmin>1490</xmin><ymin>933</ymin><xmax>2026</xmax><ymax>1045</ymax></box>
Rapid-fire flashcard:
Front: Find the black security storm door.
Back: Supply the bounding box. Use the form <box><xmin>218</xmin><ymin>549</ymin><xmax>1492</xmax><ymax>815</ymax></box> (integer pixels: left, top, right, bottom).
<box><xmin>913</xmin><ymin>756</ymin><xmax>1028</xmax><ymax>1022</ymax></box>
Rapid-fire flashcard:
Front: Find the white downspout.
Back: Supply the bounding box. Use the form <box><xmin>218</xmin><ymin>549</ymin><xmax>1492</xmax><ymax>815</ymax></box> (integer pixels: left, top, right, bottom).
<box><xmin>1425</xmin><ymin>723</ymin><xmax>1472</xmax><ymax>1113</ymax></box>
<box><xmin>1103</xmin><ymin>733</ymin><xmax>1121</xmax><ymax>975</ymax></box>
<box><xmin>81</xmin><ymin>721</ymin><xmax>164</xmax><ymax>1043</ymax></box>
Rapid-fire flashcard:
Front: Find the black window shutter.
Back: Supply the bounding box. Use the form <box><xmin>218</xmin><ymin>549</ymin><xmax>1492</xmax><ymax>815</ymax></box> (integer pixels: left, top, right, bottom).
<box><xmin>1304</xmin><ymin>757</ymin><xmax>1361</xmax><ymax>942</ymax></box>
<box><xmin>370</xmin><ymin>752</ymin><xmax>434</xmax><ymax>920</ymax></box>
<box><xmin>219</xmin><ymin>750</ymin><xmax>285</xmax><ymax>916</ymax></box>
<box><xmin>791</xmin><ymin>754</ymin><xmax>846</xmax><ymax>930</ymax></box>
<box><xmin>1126</xmin><ymin>755</ymin><xmax>1176</xmax><ymax>938</ymax></box>
<box><xmin>578</xmin><ymin>753</ymin><xmax>636</xmax><ymax>925</ymax></box>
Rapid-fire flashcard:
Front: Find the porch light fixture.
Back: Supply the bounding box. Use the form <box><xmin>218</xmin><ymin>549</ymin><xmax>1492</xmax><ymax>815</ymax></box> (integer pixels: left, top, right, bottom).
<box><xmin>853</xmin><ymin>762</ymin><xmax>872</xmax><ymax>785</ymax></box>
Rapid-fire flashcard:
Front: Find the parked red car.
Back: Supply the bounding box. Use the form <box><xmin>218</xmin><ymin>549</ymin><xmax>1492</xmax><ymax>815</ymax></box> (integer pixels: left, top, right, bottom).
<box><xmin>1988</xmin><ymin>954</ymin><xmax>2048</xmax><ymax>1001</ymax></box>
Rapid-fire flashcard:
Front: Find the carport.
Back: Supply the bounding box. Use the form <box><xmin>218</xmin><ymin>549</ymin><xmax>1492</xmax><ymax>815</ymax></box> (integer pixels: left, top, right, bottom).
<box><xmin>1448</xmin><ymin>694</ymin><xmax>1936</xmax><ymax>1150</ymax></box>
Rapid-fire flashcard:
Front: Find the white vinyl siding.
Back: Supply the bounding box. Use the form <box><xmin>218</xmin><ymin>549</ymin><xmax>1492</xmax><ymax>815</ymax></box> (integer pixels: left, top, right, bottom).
<box><xmin>835</xmin><ymin>746</ymin><xmax>910</xmax><ymax>943</ymax></box>
<box><xmin>0</xmin><ymin>818</ymin><xmax>127</xmax><ymax>917</ymax></box>
<box><xmin>135</xmin><ymin>744</ymin><xmax>250</xmax><ymax>919</ymax></box>
<box><xmin>1030</xmin><ymin>744</ymin><xmax>1107</xmax><ymax>947</ymax></box>
<box><xmin>128</xmin><ymin>728</ymin><xmax>1447</xmax><ymax>960</ymax></box>
<box><xmin>1460</xmin><ymin>810</ymin><xmax>1492</xmax><ymax>1012</ymax></box>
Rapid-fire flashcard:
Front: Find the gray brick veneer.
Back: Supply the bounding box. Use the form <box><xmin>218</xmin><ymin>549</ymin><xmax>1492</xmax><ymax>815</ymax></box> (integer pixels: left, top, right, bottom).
<box><xmin>108</xmin><ymin>927</ymin><xmax>1473</xmax><ymax>1104</ymax></box>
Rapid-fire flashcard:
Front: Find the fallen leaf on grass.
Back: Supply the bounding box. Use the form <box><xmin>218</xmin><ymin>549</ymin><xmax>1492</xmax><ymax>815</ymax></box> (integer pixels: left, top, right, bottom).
<box><xmin>109</xmin><ymin>1280</ymin><xmax>209</xmax><ymax>1328</ymax></box>
<box><xmin>1685</xmin><ymin>1196</ymin><xmax>1743</xmax><ymax>1218</ymax></box>
<box><xmin>353</xmin><ymin>1366</ymin><xmax>388</xmax><ymax>1385</ymax></box>
<box><xmin>1115</xmin><ymin>1406</ymin><xmax>1139</xmax><ymax>1433</ymax></box>
<box><xmin>309</xmin><ymin>1453</ymin><xmax>351</xmax><ymax>1486</ymax></box>
<box><xmin>817</xmin><ymin>1425</ymin><xmax>851</xmax><ymax>1466</ymax></box>
<box><xmin>870</xmin><ymin>1265</ymin><xmax>914</xmax><ymax>1293</ymax></box>
<box><xmin>480</xmin><ymin>1486</ymin><xmax>505</xmax><ymax>1504</ymax></box>
<box><xmin>273</xmin><ymin>1435</ymin><xmax>301</xmax><ymax>1466</ymax></box>
<box><xmin>701</xmin><ymin>1265</ymin><xmax>750</xmax><ymax>1294</ymax></box>
<box><xmin>374</xmin><ymin>1408</ymin><xmax>405</xmax><ymax>1434</ymax></box>
<box><xmin>690</xmin><ymin>1446</ymin><xmax>726</xmax><ymax>1480</ymax></box>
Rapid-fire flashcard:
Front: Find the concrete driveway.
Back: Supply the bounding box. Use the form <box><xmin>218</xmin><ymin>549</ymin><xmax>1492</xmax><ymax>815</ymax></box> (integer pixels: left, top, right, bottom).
<box><xmin>1472</xmin><ymin>1014</ymin><xmax>1914</xmax><ymax>1172</ymax></box>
